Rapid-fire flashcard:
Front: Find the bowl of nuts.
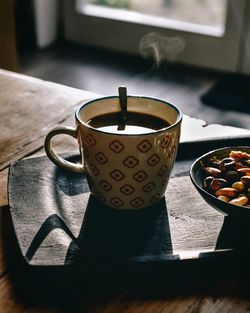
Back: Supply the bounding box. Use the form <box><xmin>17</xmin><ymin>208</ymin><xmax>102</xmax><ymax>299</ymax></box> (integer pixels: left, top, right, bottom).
<box><xmin>190</xmin><ymin>146</ymin><xmax>250</xmax><ymax>215</ymax></box>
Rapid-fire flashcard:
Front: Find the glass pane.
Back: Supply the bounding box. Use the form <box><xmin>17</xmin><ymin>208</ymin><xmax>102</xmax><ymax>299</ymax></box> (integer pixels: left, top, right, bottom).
<box><xmin>85</xmin><ymin>0</ymin><xmax>227</xmax><ymax>28</ymax></box>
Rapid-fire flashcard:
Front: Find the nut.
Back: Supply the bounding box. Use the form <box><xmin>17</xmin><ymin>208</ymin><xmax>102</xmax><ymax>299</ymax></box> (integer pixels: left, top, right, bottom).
<box><xmin>241</xmin><ymin>176</ymin><xmax>250</xmax><ymax>187</ymax></box>
<box><xmin>203</xmin><ymin>176</ymin><xmax>214</xmax><ymax>189</ymax></box>
<box><xmin>235</xmin><ymin>162</ymin><xmax>245</xmax><ymax>170</ymax></box>
<box><xmin>232</xmin><ymin>181</ymin><xmax>245</xmax><ymax>192</ymax></box>
<box><xmin>215</xmin><ymin>187</ymin><xmax>238</xmax><ymax>198</ymax></box>
<box><xmin>224</xmin><ymin>171</ymin><xmax>239</xmax><ymax>183</ymax></box>
<box><xmin>229</xmin><ymin>196</ymin><xmax>249</xmax><ymax>207</ymax></box>
<box><xmin>229</xmin><ymin>151</ymin><xmax>250</xmax><ymax>160</ymax></box>
<box><xmin>217</xmin><ymin>195</ymin><xmax>230</xmax><ymax>202</ymax></box>
<box><xmin>210</xmin><ymin>178</ymin><xmax>227</xmax><ymax>192</ymax></box>
<box><xmin>237</xmin><ymin>168</ymin><xmax>250</xmax><ymax>176</ymax></box>
<box><xmin>219</xmin><ymin>158</ymin><xmax>236</xmax><ymax>171</ymax></box>
<box><xmin>203</xmin><ymin>167</ymin><xmax>221</xmax><ymax>177</ymax></box>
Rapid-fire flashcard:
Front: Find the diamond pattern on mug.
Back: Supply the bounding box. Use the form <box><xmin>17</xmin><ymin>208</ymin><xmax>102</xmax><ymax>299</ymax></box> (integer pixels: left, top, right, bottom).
<box><xmin>137</xmin><ymin>140</ymin><xmax>152</xmax><ymax>153</ymax></box>
<box><xmin>143</xmin><ymin>182</ymin><xmax>156</xmax><ymax>193</ymax></box>
<box><xmin>89</xmin><ymin>163</ymin><xmax>99</xmax><ymax>176</ymax></box>
<box><xmin>109</xmin><ymin>140</ymin><xmax>124</xmax><ymax>153</ymax></box>
<box><xmin>110</xmin><ymin>169</ymin><xmax>125</xmax><ymax>181</ymax></box>
<box><xmin>157</xmin><ymin>165</ymin><xmax>168</xmax><ymax>176</ymax></box>
<box><xmin>95</xmin><ymin>152</ymin><xmax>108</xmax><ymax>164</ymax></box>
<box><xmin>147</xmin><ymin>154</ymin><xmax>160</xmax><ymax>166</ymax></box>
<box><xmin>133</xmin><ymin>170</ymin><xmax>148</xmax><ymax>182</ymax></box>
<box><xmin>120</xmin><ymin>184</ymin><xmax>135</xmax><ymax>195</ymax></box>
<box><xmin>130</xmin><ymin>197</ymin><xmax>144</xmax><ymax>208</ymax></box>
<box><xmin>99</xmin><ymin>180</ymin><xmax>112</xmax><ymax>191</ymax></box>
<box><xmin>85</xmin><ymin>134</ymin><xmax>96</xmax><ymax>146</ymax></box>
<box><xmin>110</xmin><ymin>197</ymin><xmax>124</xmax><ymax>208</ymax></box>
<box><xmin>123</xmin><ymin>156</ymin><xmax>139</xmax><ymax>168</ymax></box>
<box><xmin>151</xmin><ymin>193</ymin><xmax>161</xmax><ymax>203</ymax></box>
<box><xmin>160</xmin><ymin>133</ymin><xmax>173</xmax><ymax>149</ymax></box>
<box><xmin>168</xmin><ymin>145</ymin><xmax>176</xmax><ymax>158</ymax></box>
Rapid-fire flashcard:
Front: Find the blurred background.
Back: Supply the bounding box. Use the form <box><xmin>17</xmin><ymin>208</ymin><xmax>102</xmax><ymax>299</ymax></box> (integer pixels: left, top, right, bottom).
<box><xmin>1</xmin><ymin>0</ymin><xmax>250</xmax><ymax>129</ymax></box>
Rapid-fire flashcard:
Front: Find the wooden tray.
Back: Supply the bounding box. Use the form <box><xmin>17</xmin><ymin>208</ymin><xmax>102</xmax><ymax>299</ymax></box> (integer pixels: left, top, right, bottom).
<box><xmin>8</xmin><ymin>155</ymin><xmax>250</xmax><ymax>268</ymax></box>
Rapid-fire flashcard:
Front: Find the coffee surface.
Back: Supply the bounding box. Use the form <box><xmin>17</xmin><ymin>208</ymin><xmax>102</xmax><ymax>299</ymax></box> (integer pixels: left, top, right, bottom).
<box><xmin>87</xmin><ymin>112</ymin><xmax>170</xmax><ymax>134</ymax></box>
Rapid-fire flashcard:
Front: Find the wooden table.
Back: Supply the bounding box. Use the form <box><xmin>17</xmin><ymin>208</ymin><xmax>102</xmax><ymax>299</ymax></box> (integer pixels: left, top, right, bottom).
<box><xmin>1</xmin><ymin>68</ymin><xmax>250</xmax><ymax>312</ymax></box>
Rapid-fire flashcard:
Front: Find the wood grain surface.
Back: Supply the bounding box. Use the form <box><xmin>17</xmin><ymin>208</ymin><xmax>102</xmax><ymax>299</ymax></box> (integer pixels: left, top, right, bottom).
<box><xmin>0</xmin><ymin>69</ymin><xmax>97</xmax><ymax>170</ymax></box>
<box><xmin>1</xmin><ymin>69</ymin><xmax>250</xmax><ymax>313</ymax></box>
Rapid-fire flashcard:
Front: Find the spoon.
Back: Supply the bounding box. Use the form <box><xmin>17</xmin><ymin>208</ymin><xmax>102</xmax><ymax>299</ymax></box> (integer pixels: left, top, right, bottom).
<box><xmin>118</xmin><ymin>86</ymin><xmax>127</xmax><ymax>130</ymax></box>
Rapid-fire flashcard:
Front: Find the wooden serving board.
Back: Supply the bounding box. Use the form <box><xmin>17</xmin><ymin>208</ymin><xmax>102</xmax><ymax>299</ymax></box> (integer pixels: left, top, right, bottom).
<box><xmin>9</xmin><ymin>154</ymin><xmax>250</xmax><ymax>269</ymax></box>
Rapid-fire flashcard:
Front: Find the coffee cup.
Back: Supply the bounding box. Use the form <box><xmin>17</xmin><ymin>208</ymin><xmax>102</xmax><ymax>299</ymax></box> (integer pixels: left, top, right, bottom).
<box><xmin>44</xmin><ymin>95</ymin><xmax>182</xmax><ymax>209</ymax></box>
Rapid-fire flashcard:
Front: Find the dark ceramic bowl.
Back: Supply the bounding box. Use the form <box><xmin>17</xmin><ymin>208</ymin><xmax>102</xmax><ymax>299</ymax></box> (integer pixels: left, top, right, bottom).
<box><xmin>190</xmin><ymin>146</ymin><xmax>250</xmax><ymax>216</ymax></box>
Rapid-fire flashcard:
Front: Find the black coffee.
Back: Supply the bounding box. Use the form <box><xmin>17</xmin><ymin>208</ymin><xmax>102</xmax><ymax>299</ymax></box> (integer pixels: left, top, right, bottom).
<box><xmin>87</xmin><ymin>112</ymin><xmax>170</xmax><ymax>134</ymax></box>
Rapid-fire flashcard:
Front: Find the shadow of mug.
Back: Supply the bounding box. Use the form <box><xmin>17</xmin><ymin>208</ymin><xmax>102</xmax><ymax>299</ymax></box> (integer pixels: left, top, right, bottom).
<box><xmin>66</xmin><ymin>195</ymin><xmax>173</xmax><ymax>265</ymax></box>
<box><xmin>24</xmin><ymin>154</ymin><xmax>173</xmax><ymax>266</ymax></box>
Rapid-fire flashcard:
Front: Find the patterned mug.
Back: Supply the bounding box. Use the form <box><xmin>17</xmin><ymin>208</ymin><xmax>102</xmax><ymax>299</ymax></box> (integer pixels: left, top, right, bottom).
<box><xmin>44</xmin><ymin>96</ymin><xmax>182</xmax><ymax>209</ymax></box>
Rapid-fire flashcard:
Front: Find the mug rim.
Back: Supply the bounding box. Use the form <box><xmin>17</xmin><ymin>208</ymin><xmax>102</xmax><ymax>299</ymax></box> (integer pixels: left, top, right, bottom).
<box><xmin>75</xmin><ymin>95</ymin><xmax>183</xmax><ymax>136</ymax></box>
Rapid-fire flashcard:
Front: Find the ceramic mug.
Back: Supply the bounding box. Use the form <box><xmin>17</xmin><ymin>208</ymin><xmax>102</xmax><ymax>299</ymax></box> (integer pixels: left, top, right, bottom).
<box><xmin>44</xmin><ymin>96</ymin><xmax>182</xmax><ymax>209</ymax></box>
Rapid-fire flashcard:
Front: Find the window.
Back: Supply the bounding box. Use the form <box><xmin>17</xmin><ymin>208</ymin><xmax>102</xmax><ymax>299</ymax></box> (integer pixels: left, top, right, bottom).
<box><xmin>83</xmin><ymin>0</ymin><xmax>226</xmax><ymax>30</ymax></box>
<box><xmin>63</xmin><ymin>0</ymin><xmax>250</xmax><ymax>73</ymax></box>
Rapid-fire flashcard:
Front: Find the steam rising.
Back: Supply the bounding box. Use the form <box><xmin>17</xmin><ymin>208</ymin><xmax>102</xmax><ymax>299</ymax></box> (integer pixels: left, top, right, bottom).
<box><xmin>139</xmin><ymin>32</ymin><xmax>185</xmax><ymax>67</ymax></box>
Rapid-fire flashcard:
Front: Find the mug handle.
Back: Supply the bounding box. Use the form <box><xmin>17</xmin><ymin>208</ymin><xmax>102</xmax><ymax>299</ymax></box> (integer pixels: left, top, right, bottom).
<box><xmin>44</xmin><ymin>126</ymin><xmax>85</xmax><ymax>173</ymax></box>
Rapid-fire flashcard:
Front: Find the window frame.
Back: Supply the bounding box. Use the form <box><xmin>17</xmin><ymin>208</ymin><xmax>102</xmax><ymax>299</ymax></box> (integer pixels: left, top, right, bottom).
<box><xmin>63</xmin><ymin>0</ymin><xmax>248</xmax><ymax>72</ymax></box>
<box><xmin>239</xmin><ymin>0</ymin><xmax>250</xmax><ymax>74</ymax></box>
